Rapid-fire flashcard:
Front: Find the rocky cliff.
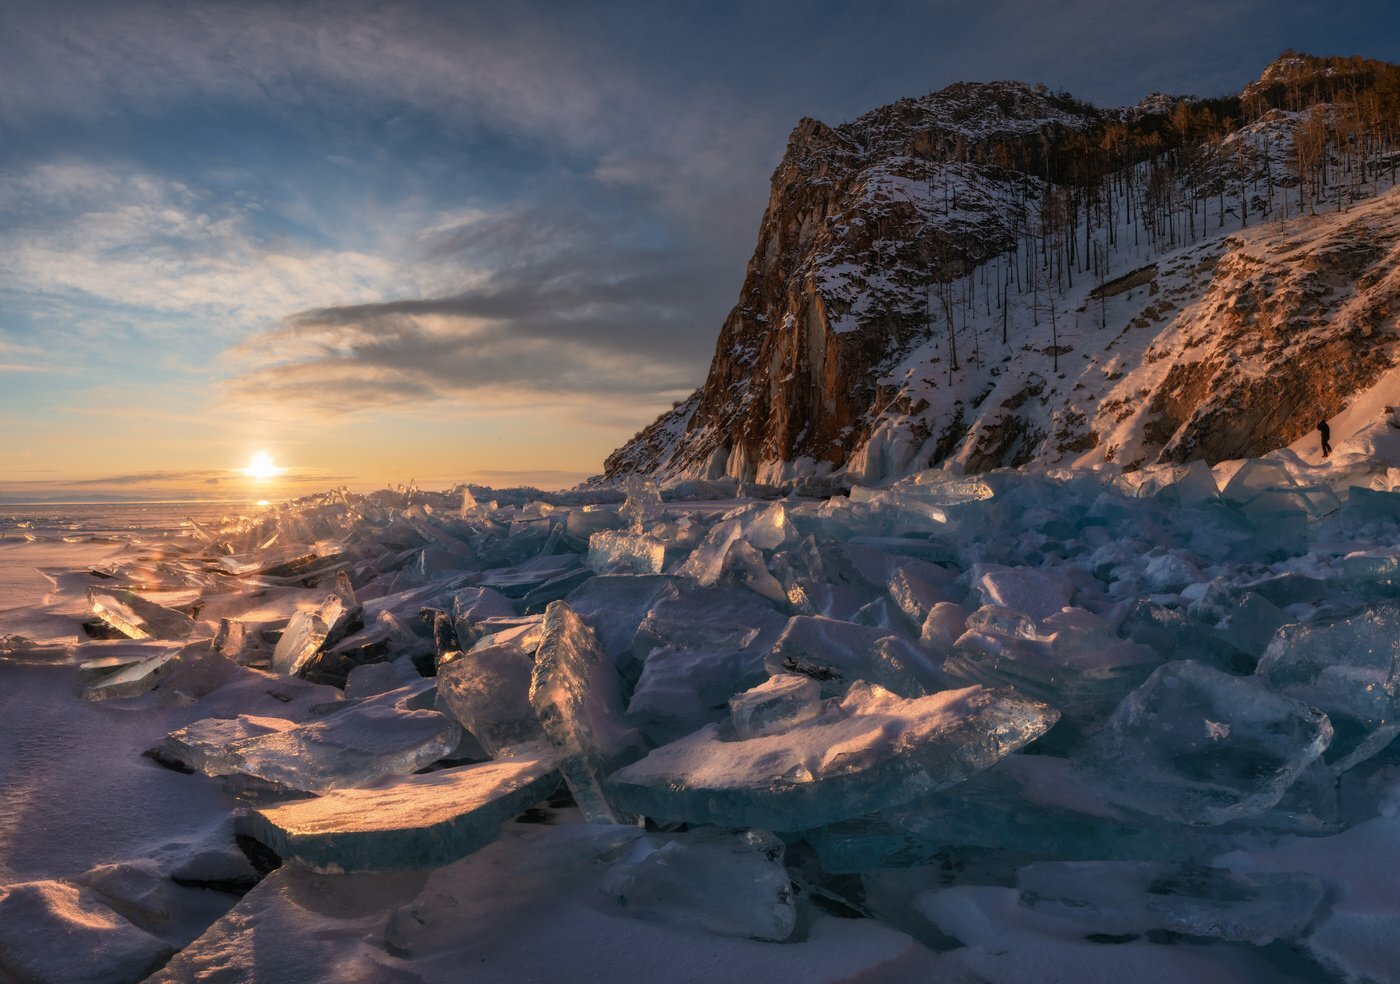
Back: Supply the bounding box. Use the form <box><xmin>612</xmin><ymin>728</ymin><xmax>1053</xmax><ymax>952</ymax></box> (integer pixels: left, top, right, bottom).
<box><xmin>606</xmin><ymin>55</ymin><xmax>1400</xmax><ymax>484</ymax></box>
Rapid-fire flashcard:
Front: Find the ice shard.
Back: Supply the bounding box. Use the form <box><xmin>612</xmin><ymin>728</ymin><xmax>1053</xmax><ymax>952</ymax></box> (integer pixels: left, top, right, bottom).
<box><xmin>243</xmin><ymin>755</ymin><xmax>560</xmax><ymax>873</ymax></box>
<box><xmin>728</xmin><ymin>674</ymin><xmax>822</xmax><ymax>738</ymax></box>
<box><xmin>224</xmin><ymin>698</ymin><xmax>461</xmax><ymax>793</ymax></box>
<box><xmin>86</xmin><ymin>587</ymin><xmax>197</xmax><ymax>640</ymax></box>
<box><xmin>599</xmin><ymin>829</ymin><xmax>795</xmax><ymax>941</ymax></box>
<box><xmin>153</xmin><ymin>714</ymin><xmax>296</xmax><ymax>776</ymax></box>
<box><xmin>529</xmin><ymin>601</ymin><xmax>647</xmax><ymax>822</ymax></box>
<box><xmin>619</xmin><ymin>476</ymin><xmax>666</xmax><ymax>532</ymax></box>
<box><xmin>436</xmin><ymin>642</ymin><xmax>549</xmax><ymax>757</ymax></box>
<box><xmin>608</xmin><ymin>682</ymin><xmax>1057</xmax><ymax>830</ymax></box>
<box><xmin>586</xmin><ymin>531</ymin><xmax>666</xmax><ymax>575</ymax></box>
<box><xmin>1256</xmin><ymin>604</ymin><xmax>1400</xmax><ymax>771</ymax></box>
<box><xmin>1016</xmin><ymin>861</ymin><xmax>1324</xmax><ymax>943</ymax></box>
<box><xmin>1074</xmin><ymin>661</ymin><xmax>1333</xmax><ymax>825</ymax></box>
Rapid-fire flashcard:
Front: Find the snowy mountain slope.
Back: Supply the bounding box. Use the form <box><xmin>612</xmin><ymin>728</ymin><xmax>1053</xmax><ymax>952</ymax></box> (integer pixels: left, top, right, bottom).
<box><xmin>605</xmin><ymin>55</ymin><xmax>1400</xmax><ymax>486</ymax></box>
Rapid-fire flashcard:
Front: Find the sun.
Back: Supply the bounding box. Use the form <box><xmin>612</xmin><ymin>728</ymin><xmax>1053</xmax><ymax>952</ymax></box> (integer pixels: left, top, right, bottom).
<box><xmin>243</xmin><ymin>452</ymin><xmax>283</xmax><ymax>480</ymax></box>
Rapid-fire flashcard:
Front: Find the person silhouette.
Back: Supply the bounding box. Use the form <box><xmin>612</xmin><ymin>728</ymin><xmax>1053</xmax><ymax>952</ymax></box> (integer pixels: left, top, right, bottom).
<box><xmin>1318</xmin><ymin>419</ymin><xmax>1331</xmax><ymax>458</ymax></box>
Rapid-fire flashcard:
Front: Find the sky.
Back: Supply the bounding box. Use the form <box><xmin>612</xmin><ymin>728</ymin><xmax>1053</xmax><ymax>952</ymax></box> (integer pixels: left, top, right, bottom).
<box><xmin>2</xmin><ymin>0</ymin><xmax>1397</xmax><ymax>500</ymax></box>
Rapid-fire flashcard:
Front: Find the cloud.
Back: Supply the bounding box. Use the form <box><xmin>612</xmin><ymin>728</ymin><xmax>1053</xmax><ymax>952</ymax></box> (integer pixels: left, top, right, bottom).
<box><xmin>0</xmin><ymin>162</ymin><xmax>402</xmax><ymax>342</ymax></box>
<box><xmin>226</xmin><ymin>198</ymin><xmax>729</xmax><ymax>413</ymax></box>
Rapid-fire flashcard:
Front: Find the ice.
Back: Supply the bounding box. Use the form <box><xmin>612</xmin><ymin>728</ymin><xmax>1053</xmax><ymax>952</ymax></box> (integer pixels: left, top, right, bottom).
<box><xmin>1016</xmin><ymin>861</ymin><xmax>1324</xmax><ymax>943</ymax></box>
<box><xmin>0</xmin><ymin>880</ymin><xmax>174</xmax><ymax>984</ymax></box>
<box><xmin>561</xmin><ymin>574</ymin><xmax>677</xmax><ymax>670</ymax></box>
<box><xmin>809</xmin><ymin>755</ymin><xmax>1201</xmax><ymax>873</ymax></box>
<box><xmin>764</xmin><ymin>616</ymin><xmax>947</xmax><ymax>698</ymax></box>
<box><xmin>741</xmin><ymin>502</ymin><xmax>795</xmax><ymax>551</ymax></box>
<box><xmin>82</xmin><ymin>645</ymin><xmax>188</xmax><ymax>701</ymax></box>
<box><xmin>969</xmin><ymin>565</ymin><xmax>1074</xmax><ymax>622</ymax></box>
<box><xmin>1212</xmin><ymin>591</ymin><xmax>1288</xmax><ymax>661</ymax></box>
<box><xmin>270</xmin><ymin>587</ymin><xmax>359</xmax><ymax>677</ymax></box>
<box><xmin>1256</xmin><ymin>604</ymin><xmax>1400</xmax><ymax>770</ymax></box>
<box><xmin>0</xmin><ymin>634</ymin><xmax>69</xmax><ymax>664</ymax></box>
<box><xmin>608</xmin><ymin>682</ymin><xmax>1057</xmax><ymax>830</ymax></box>
<box><xmin>728</xmin><ymin>674</ymin><xmax>822</xmax><ymax>738</ymax></box>
<box><xmin>222</xmin><ymin>695</ymin><xmax>461</xmax><ymax>793</ymax></box>
<box><xmin>619</xmin><ymin>475</ymin><xmax>666</xmax><ymax>532</ymax></box>
<box><xmin>243</xmin><ymin>755</ymin><xmax>560</xmax><ymax>873</ymax></box>
<box><xmin>437</xmin><ymin>642</ymin><xmax>549</xmax><ymax>757</ymax></box>
<box><xmin>676</xmin><ymin>518</ymin><xmax>744</xmax><ymax>585</ymax></box>
<box><xmin>1074</xmin><ymin>661</ymin><xmax>1333</xmax><ymax>825</ymax></box>
<box><xmin>599</xmin><ymin>828</ymin><xmax>795</xmax><ymax>941</ymax></box>
<box><xmin>153</xmin><ymin>714</ymin><xmax>296</xmax><ymax>775</ymax></box>
<box><xmin>587</xmin><ymin>530</ymin><xmax>665</xmax><ymax>574</ymax></box>
<box><xmin>87</xmin><ymin>587</ymin><xmax>197</xmax><ymax>640</ymax></box>
<box><xmin>529</xmin><ymin>601</ymin><xmax>648</xmax><ymax>822</ymax></box>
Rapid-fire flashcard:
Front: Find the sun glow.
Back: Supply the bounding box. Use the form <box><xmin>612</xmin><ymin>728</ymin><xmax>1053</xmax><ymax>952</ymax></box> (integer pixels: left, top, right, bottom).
<box><xmin>243</xmin><ymin>452</ymin><xmax>283</xmax><ymax>480</ymax></box>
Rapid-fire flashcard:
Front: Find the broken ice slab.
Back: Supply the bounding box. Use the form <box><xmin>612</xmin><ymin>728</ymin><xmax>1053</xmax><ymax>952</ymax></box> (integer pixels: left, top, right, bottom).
<box><xmin>945</xmin><ymin>610</ymin><xmax>1159</xmax><ymax>724</ymax></box>
<box><xmin>599</xmin><ymin>828</ymin><xmax>795</xmax><ymax>941</ymax></box>
<box><xmin>436</xmin><ymin>643</ymin><xmax>549</xmax><ymax>758</ymax></box>
<box><xmin>807</xmin><ymin>755</ymin><xmax>1202</xmax><ymax>874</ymax></box>
<box><xmin>619</xmin><ymin>475</ymin><xmax>666</xmax><ymax>532</ymax></box>
<box><xmin>764</xmin><ymin>615</ymin><xmax>947</xmax><ymax>698</ymax></box>
<box><xmin>740</xmin><ymin>501</ymin><xmax>795</xmax><ymax>551</ymax></box>
<box><xmin>86</xmin><ymin>586</ymin><xmax>197</xmax><ymax>640</ymax></box>
<box><xmin>1220</xmin><ymin>458</ymin><xmax>1297</xmax><ymax>502</ymax></box>
<box><xmin>529</xmin><ymin>601</ymin><xmax>647</xmax><ymax>823</ymax></box>
<box><xmin>153</xmin><ymin>714</ymin><xmax>296</xmax><ymax>775</ymax></box>
<box><xmin>242</xmin><ymin>755</ymin><xmax>560</xmax><ymax>873</ymax></box>
<box><xmin>1339</xmin><ymin>485</ymin><xmax>1400</xmax><ymax>523</ymax></box>
<box><xmin>81</xmin><ymin>643</ymin><xmax>195</xmax><ymax>701</ymax></box>
<box><xmin>728</xmin><ymin>674</ymin><xmax>821</xmax><ymax>738</ymax></box>
<box><xmin>1256</xmin><ymin>604</ymin><xmax>1400</xmax><ymax>771</ymax></box>
<box><xmin>1211</xmin><ymin>592</ymin><xmax>1289</xmax><ymax>661</ymax></box>
<box><xmin>0</xmin><ymin>634</ymin><xmax>70</xmax><ymax>665</ymax></box>
<box><xmin>1016</xmin><ymin>861</ymin><xmax>1324</xmax><ymax>944</ymax></box>
<box><xmin>586</xmin><ymin>530</ymin><xmax>666</xmax><ymax>575</ymax></box>
<box><xmin>1073</xmin><ymin>661</ymin><xmax>1332</xmax><ymax>826</ymax></box>
<box><xmin>270</xmin><ymin>590</ymin><xmax>359</xmax><ymax>677</ymax></box>
<box><xmin>0</xmin><ymin>880</ymin><xmax>175</xmax><ymax>984</ymax></box>
<box><xmin>562</xmin><ymin>574</ymin><xmax>677</xmax><ymax>671</ymax></box>
<box><xmin>676</xmin><ymin>518</ymin><xmax>744</xmax><ymax>586</ymax></box>
<box><xmin>224</xmin><ymin>699</ymin><xmax>461</xmax><ymax>793</ymax></box>
<box><xmin>968</xmin><ymin>565</ymin><xmax>1074</xmax><ymax>623</ymax></box>
<box><xmin>608</xmin><ymin>682</ymin><xmax>1057</xmax><ymax>831</ymax></box>
<box><xmin>1339</xmin><ymin>550</ymin><xmax>1400</xmax><ymax>599</ymax></box>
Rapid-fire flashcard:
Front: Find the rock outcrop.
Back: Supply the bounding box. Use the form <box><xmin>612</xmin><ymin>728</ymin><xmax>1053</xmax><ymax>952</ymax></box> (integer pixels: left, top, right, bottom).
<box><xmin>606</xmin><ymin>55</ymin><xmax>1400</xmax><ymax>484</ymax></box>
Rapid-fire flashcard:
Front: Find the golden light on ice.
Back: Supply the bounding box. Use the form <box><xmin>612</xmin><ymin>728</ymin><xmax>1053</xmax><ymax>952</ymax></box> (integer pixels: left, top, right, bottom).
<box><xmin>243</xmin><ymin>452</ymin><xmax>282</xmax><ymax>480</ymax></box>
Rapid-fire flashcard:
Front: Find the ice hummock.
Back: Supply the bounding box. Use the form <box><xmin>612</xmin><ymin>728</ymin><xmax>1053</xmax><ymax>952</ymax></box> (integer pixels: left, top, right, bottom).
<box><xmin>6</xmin><ymin>446</ymin><xmax>1400</xmax><ymax>979</ymax></box>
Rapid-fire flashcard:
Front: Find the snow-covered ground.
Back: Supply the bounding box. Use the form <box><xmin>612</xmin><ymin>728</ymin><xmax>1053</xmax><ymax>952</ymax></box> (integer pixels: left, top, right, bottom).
<box><xmin>1</xmin><ymin>456</ymin><xmax>1398</xmax><ymax>982</ymax></box>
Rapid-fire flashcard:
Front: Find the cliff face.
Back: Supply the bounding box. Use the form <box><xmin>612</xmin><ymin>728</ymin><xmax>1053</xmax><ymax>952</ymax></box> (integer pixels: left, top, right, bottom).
<box><xmin>605</xmin><ymin>57</ymin><xmax>1400</xmax><ymax>484</ymax></box>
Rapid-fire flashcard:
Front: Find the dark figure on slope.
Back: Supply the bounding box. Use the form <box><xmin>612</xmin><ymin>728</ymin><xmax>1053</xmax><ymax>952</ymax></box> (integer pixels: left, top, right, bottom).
<box><xmin>1318</xmin><ymin>420</ymin><xmax>1332</xmax><ymax>458</ymax></box>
